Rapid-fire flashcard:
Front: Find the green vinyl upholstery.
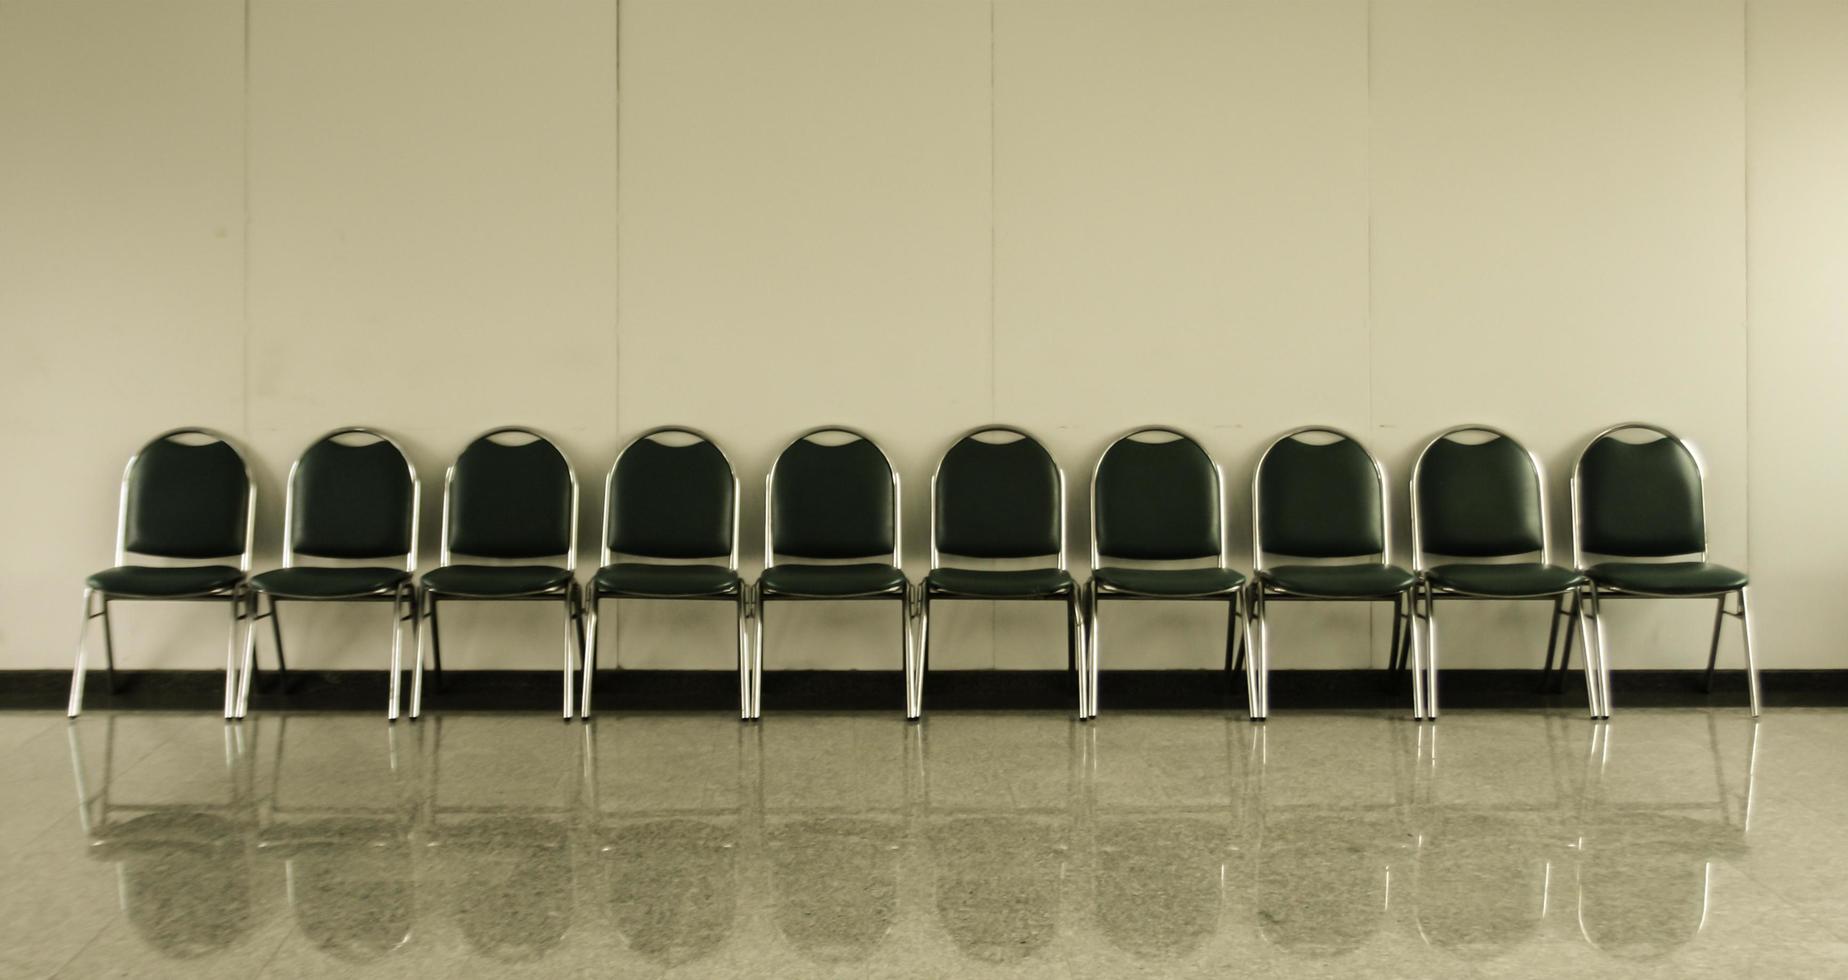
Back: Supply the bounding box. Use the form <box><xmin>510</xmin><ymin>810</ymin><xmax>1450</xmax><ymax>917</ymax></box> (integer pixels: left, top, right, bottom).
<box><xmin>1093</xmin><ymin>566</ymin><xmax>1245</xmax><ymax>597</ymax></box>
<box><xmin>1425</xmin><ymin>562</ymin><xmax>1584</xmax><ymax>597</ymax></box>
<box><xmin>759</xmin><ymin>563</ymin><xmax>908</xmax><ymax>598</ymax></box>
<box><xmin>1577</xmin><ymin>435</ymin><xmax>1705</xmax><ymax>558</ymax></box>
<box><xmin>925</xmin><ymin>567</ymin><xmax>1074</xmax><ymax>598</ymax></box>
<box><xmin>1257</xmin><ymin>434</ymin><xmax>1382</xmax><ymax>560</ymax></box>
<box><xmin>1587</xmin><ymin>561</ymin><xmax>1747</xmax><ymax>595</ymax></box>
<box><xmin>87</xmin><ymin>565</ymin><xmax>243</xmax><ymax>598</ymax></box>
<box><xmin>1260</xmin><ymin>563</ymin><xmax>1416</xmax><ymax>598</ymax></box>
<box><xmin>1093</xmin><ymin>434</ymin><xmax>1220</xmax><ymax>562</ymax></box>
<box><xmin>250</xmin><ymin>566</ymin><xmax>410</xmax><ymax>599</ymax></box>
<box><xmin>934</xmin><ymin>433</ymin><xmax>1061</xmax><ymax>560</ymax></box>
<box><xmin>422</xmin><ymin>564</ymin><xmax>573</xmax><ymax>598</ymax></box>
<box><xmin>594</xmin><ymin>563</ymin><xmax>741</xmax><ymax>598</ymax></box>
<box><xmin>447</xmin><ymin>435</ymin><xmax>574</xmax><ymax>560</ymax></box>
<box><xmin>122</xmin><ymin>435</ymin><xmax>249</xmax><ymax>560</ymax></box>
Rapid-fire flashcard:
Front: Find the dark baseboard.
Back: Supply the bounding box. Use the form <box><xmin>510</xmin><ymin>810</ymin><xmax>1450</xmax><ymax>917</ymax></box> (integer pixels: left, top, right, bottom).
<box><xmin>4</xmin><ymin>667</ymin><xmax>1840</xmax><ymax>713</ymax></box>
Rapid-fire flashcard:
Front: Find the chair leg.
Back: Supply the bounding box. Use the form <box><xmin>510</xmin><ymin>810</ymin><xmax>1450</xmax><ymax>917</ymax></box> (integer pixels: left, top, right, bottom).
<box><xmin>1541</xmin><ymin>595</ymin><xmax>1564</xmax><ymax>680</ymax></box>
<box><xmin>1388</xmin><ymin>594</ymin><xmax>1404</xmax><ymax>675</ymax></box>
<box><xmin>1704</xmin><ymin>595</ymin><xmax>1728</xmax><ymax>693</ymax></box>
<box><xmin>99</xmin><ymin>599</ymin><xmax>118</xmax><ymax>694</ymax></box>
<box><xmin>268</xmin><ymin>597</ymin><xmax>289</xmax><ymax>686</ymax></box>
<box><xmin>236</xmin><ymin>592</ymin><xmax>260</xmax><ymax>719</ymax></box>
<box><xmin>1739</xmin><ymin>586</ymin><xmax>1762</xmax><ymax>718</ymax></box>
<box><xmin>222</xmin><ymin>587</ymin><xmax>245</xmax><ymax>721</ymax></box>
<box><xmin>428</xmin><ymin>596</ymin><xmax>445</xmax><ymax>690</ymax></box>
<box><xmin>1551</xmin><ymin>599</ymin><xmax>1580</xmax><ymax>694</ymax></box>
<box><xmin>1235</xmin><ymin>592</ymin><xmax>1259</xmax><ymax>721</ymax></box>
<box><xmin>387</xmin><ymin>588</ymin><xmax>405</xmax><ymax>722</ymax></box>
<box><xmin>1252</xmin><ymin>588</ymin><xmax>1271</xmax><ymax>721</ymax></box>
<box><xmin>908</xmin><ymin>589</ymin><xmax>929</xmax><ymax>721</ymax></box>
<box><xmin>733</xmin><ymin>591</ymin><xmax>750</xmax><ymax>721</ymax></box>
<box><xmin>583</xmin><ymin>594</ymin><xmax>602</xmax><ymax>720</ymax></box>
<box><xmin>1583</xmin><ymin>585</ymin><xmax>1610</xmax><ymax>719</ymax></box>
<box><xmin>410</xmin><ymin>588</ymin><xmax>430</xmax><ymax>720</ymax></box>
<box><xmin>1085</xmin><ymin>586</ymin><xmax>1101</xmax><ymax>719</ymax></box>
<box><xmin>560</xmin><ymin>585</ymin><xmax>578</xmax><ymax>721</ymax></box>
<box><xmin>67</xmin><ymin>588</ymin><xmax>97</xmax><ymax>718</ymax></box>
<box><xmin>1068</xmin><ymin>591</ymin><xmax>1088</xmax><ymax>721</ymax></box>
<box><xmin>1422</xmin><ymin>585</ymin><xmax>1440</xmax><ymax>721</ymax></box>
<box><xmin>749</xmin><ymin>590</ymin><xmax>765</xmax><ymax>720</ymax></box>
<box><xmin>1408</xmin><ymin>587</ymin><xmax>1426</xmax><ymax>720</ymax></box>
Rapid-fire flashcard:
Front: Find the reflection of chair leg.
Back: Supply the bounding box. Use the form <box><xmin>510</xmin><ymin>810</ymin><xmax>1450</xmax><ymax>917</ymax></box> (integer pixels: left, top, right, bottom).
<box><xmin>1703</xmin><ymin>596</ymin><xmax>1727</xmax><ymax>692</ymax></box>
<box><xmin>67</xmin><ymin>588</ymin><xmax>97</xmax><ymax>718</ymax></box>
<box><xmin>1739</xmin><ymin>587</ymin><xmax>1762</xmax><ymax>718</ymax></box>
<box><xmin>582</xmin><ymin>594</ymin><xmax>603</xmax><ymax>720</ymax></box>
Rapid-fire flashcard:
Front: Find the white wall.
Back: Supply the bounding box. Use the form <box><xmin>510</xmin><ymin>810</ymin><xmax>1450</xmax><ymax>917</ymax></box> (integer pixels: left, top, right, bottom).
<box><xmin>1</xmin><ymin>0</ymin><xmax>1843</xmax><ymax>676</ymax></box>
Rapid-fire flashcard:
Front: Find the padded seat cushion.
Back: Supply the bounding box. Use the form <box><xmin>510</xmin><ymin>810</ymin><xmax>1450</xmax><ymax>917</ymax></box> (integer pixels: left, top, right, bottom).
<box><xmin>1425</xmin><ymin>562</ymin><xmax>1584</xmax><ymax>598</ymax></box>
<box><xmin>250</xmin><ymin>566</ymin><xmax>410</xmax><ymax>598</ymax></box>
<box><xmin>759</xmin><ymin>563</ymin><xmax>907</xmax><ymax>598</ymax></box>
<box><xmin>1092</xmin><ymin>566</ymin><xmax>1246</xmax><ymax>597</ymax></box>
<box><xmin>421</xmin><ymin>564</ymin><xmax>573</xmax><ymax>598</ymax></box>
<box><xmin>87</xmin><ymin>565</ymin><xmax>243</xmax><ymax>597</ymax></box>
<box><xmin>1587</xmin><ymin>561</ymin><xmax>1747</xmax><ymax>595</ymax></box>
<box><xmin>926</xmin><ymin>567</ymin><xmax>1074</xmax><ymax>598</ymax></box>
<box><xmin>593</xmin><ymin>563</ymin><xmax>741</xmax><ymax>598</ymax></box>
<box><xmin>1261</xmin><ymin>563</ymin><xmax>1415</xmax><ymax>598</ymax></box>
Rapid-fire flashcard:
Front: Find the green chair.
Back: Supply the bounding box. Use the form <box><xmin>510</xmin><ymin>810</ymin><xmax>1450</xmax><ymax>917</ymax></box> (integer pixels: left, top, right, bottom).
<box><xmin>1410</xmin><ymin>425</ymin><xmax>1591</xmax><ymax>719</ymax></box>
<box><xmin>916</xmin><ymin>425</ymin><xmax>1083</xmax><ymax>720</ymax></box>
<box><xmin>415</xmin><ymin>427</ymin><xmax>583</xmax><ymax>720</ymax></box>
<box><xmin>580</xmin><ymin>426</ymin><xmax>748</xmax><ymax>720</ymax></box>
<box><xmin>238</xmin><ymin>428</ymin><xmax>420</xmax><ymax>720</ymax></box>
<box><xmin>69</xmin><ymin>428</ymin><xmax>255</xmax><ymax>719</ymax></box>
<box><xmin>1570</xmin><ymin>423</ymin><xmax>1758</xmax><ymax>718</ymax></box>
<box><xmin>1087</xmin><ymin>427</ymin><xmax>1248</xmax><ymax>721</ymax></box>
<box><xmin>755</xmin><ymin>426</ymin><xmax>911</xmax><ymax>719</ymax></box>
<box><xmin>1251</xmin><ymin>426</ymin><xmax>1416</xmax><ymax>718</ymax></box>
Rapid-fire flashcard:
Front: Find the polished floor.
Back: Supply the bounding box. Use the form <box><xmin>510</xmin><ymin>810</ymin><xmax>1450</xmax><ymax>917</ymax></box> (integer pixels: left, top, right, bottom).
<box><xmin>1</xmin><ymin>708</ymin><xmax>1844</xmax><ymax>978</ymax></box>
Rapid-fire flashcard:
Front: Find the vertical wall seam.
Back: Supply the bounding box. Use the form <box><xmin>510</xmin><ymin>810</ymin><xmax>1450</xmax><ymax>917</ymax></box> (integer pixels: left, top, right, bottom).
<box><xmin>240</xmin><ymin>0</ymin><xmax>252</xmax><ymax>444</ymax></box>
<box><xmin>988</xmin><ymin>0</ymin><xmax>999</xmax><ymax>666</ymax></box>
<box><xmin>1365</xmin><ymin>0</ymin><xmax>1379</xmax><ymax>664</ymax></box>
<box><xmin>1742</xmin><ymin>0</ymin><xmax>1752</xmax><ymax>576</ymax></box>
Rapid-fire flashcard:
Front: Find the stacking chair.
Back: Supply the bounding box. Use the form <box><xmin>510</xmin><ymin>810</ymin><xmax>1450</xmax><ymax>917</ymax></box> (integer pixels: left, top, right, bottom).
<box><xmin>69</xmin><ymin>428</ymin><xmax>255</xmax><ymax>719</ymax></box>
<box><xmin>755</xmin><ymin>426</ymin><xmax>911</xmax><ymax>719</ymax></box>
<box><xmin>238</xmin><ymin>427</ymin><xmax>420</xmax><ymax>720</ymax></box>
<box><xmin>1251</xmin><ymin>427</ymin><xmax>1416</xmax><ymax>718</ymax></box>
<box><xmin>1570</xmin><ymin>423</ymin><xmax>1759</xmax><ymax>718</ymax></box>
<box><xmin>1410</xmin><ymin>425</ymin><xmax>1591</xmax><ymax>719</ymax></box>
<box><xmin>581</xmin><ymin>426</ymin><xmax>748</xmax><ymax>719</ymax></box>
<box><xmin>1087</xmin><ymin>427</ymin><xmax>1247</xmax><ymax>721</ymax></box>
<box><xmin>415</xmin><ymin>427</ymin><xmax>583</xmax><ymax>720</ymax></box>
<box><xmin>917</xmin><ymin>426</ymin><xmax>1083</xmax><ymax>720</ymax></box>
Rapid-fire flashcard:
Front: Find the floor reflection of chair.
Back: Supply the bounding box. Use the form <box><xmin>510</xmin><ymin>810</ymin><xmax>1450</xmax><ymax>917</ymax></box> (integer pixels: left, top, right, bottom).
<box><xmin>584</xmin><ymin>718</ymin><xmax>743</xmax><ymax>968</ymax></box>
<box><xmin>914</xmin><ymin>718</ymin><xmax>1074</xmax><ymax>963</ymax></box>
<box><xmin>67</xmin><ymin>718</ymin><xmax>260</xmax><ymax>960</ymax></box>
<box><xmin>1252</xmin><ymin>719</ymin><xmax>1413</xmax><ymax>958</ymax></box>
<box><xmin>421</xmin><ymin>716</ymin><xmax>578</xmax><ymax>962</ymax></box>
<box><xmin>254</xmin><ymin>716</ymin><xmax>419</xmax><ymax>963</ymax></box>
<box><xmin>1082</xmin><ymin>719</ymin><xmax>1250</xmax><ymax>962</ymax></box>
<box><xmin>1408</xmin><ymin>718</ymin><xmax>1578</xmax><ymax>960</ymax></box>
<box><xmin>1573</xmin><ymin>719</ymin><xmax>1757</xmax><ymax>959</ymax></box>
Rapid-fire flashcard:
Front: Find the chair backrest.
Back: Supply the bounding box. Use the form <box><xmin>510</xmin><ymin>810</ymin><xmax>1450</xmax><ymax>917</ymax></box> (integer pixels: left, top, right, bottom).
<box><xmin>285</xmin><ymin>428</ymin><xmax>419</xmax><ymax>569</ymax></box>
<box><xmin>117</xmin><ymin>428</ymin><xmax>254</xmax><ymax>569</ymax></box>
<box><xmin>442</xmin><ymin>427</ymin><xmax>577</xmax><ymax>568</ymax></box>
<box><xmin>1572</xmin><ymin>423</ymin><xmax>1706</xmax><ymax>565</ymax></box>
<box><xmin>932</xmin><ymin>426</ymin><xmax>1064</xmax><ymax>568</ymax></box>
<box><xmin>1253</xmin><ymin>427</ymin><xmax>1386</xmax><ymax>567</ymax></box>
<box><xmin>765</xmin><ymin>427</ymin><xmax>899</xmax><ymax>564</ymax></box>
<box><xmin>603</xmin><ymin>427</ymin><xmax>739</xmax><ymax>567</ymax></box>
<box><xmin>1411</xmin><ymin>426</ymin><xmax>1548</xmax><ymax>569</ymax></box>
<box><xmin>1090</xmin><ymin>427</ymin><xmax>1224</xmax><ymax>567</ymax></box>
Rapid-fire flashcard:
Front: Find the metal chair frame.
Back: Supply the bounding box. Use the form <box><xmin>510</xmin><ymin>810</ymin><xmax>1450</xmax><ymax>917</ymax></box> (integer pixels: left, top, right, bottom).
<box><xmin>68</xmin><ymin>427</ymin><xmax>256</xmax><ymax>720</ymax></box>
<box><xmin>916</xmin><ymin>425</ymin><xmax>1084</xmax><ymax>720</ymax></box>
<box><xmin>1568</xmin><ymin>422</ymin><xmax>1760</xmax><ymax>719</ymax></box>
<box><xmin>413</xmin><ymin>426</ymin><xmax>583</xmax><ymax>721</ymax></box>
<box><xmin>580</xmin><ymin>425</ymin><xmax>750</xmax><ymax>720</ymax></box>
<box><xmin>238</xmin><ymin>427</ymin><xmax>421</xmax><ymax>720</ymax></box>
<box><xmin>1087</xmin><ymin>426</ymin><xmax>1249</xmax><ymax>722</ymax></box>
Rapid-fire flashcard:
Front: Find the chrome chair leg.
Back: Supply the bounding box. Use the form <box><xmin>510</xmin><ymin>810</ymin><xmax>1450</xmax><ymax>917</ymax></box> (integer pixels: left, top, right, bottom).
<box><xmin>409</xmin><ymin>589</ymin><xmax>429</xmax><ymax>720</ymax></box>
<box><xmin>235</xmin><ymin>591</ymin><xmax>260</xmax><ymax>719</ymax></box>
<box><xmin>1084</xmin><ymin>586</ymin><xmax>1101</xmax><ymax>719</ymax></box>
<box><xmin>1251</xmin><ymin>587</ymin><xmax>1271</xmax><ymax>721</ymax></box>
<box><xmin>733</xmin><ymin>591</ymin><xmax>749</xmax><ymax>721</ymax></box>
<box><xmin>1409</xmin><ymin>586</ymin><xmax>1428</xmax><ymax>721</ymax></box>
<box><xmin>427</xmin><ymin>596</ymin><xmax>445</xmax><ymax>690</ymax></box>
<box><xmin>1235</xmin><ymin>593</ymin><xmax>1259</xmax><ymax>722</ymax></box>
<box><xmin>387</xmin><ymin>588</ymin><xmax>405</xmax><ymax>722</ymax></box>
<box><xmin>908</xmin><ymin>588</ymin><xmax>928</xmax><ymax>721</ymax></box>
<box><xmin>67</xmin><ymin>588</ymin><xmax>97</xmax><ymax>718</ymax></box>
<box><xmin>1704</xmin><ymin>596</ymin><xmax>1727</xmax><ymax>692</ymax></box>
<box><xmin>903</xmin><ymin>586</ymin><xmax>920</xmax><ymax>720</ymax></box>
<box><xmin>1068</xmin><ymin>591</ymin><xmax>1088</xmax><ymax>721</ymax></box>
<box><xmin>1421</xmin><ymin>584</ymin><xmax>1439</xmax><ymax>721</ymax></box>
<box><xmin>99</xmin><ymin>599</ymin><xmax>118</xmax><ymax>694</ymax></box>
<box><xmin>268</xmin><ymin>598</ymin><xmax>288</xmax><ymax>681</ymax></box>
<box><xmin>221</xmin><ymin>586</ymin><xmax>245</xmax><ymax>721</ymax></box>
<box><xmin>1585</xmin><ymin>585</ymin><xmax>1611</xmax><ymax>719</ymax></box>
<box><xmin>748</xmin><ymin>587</ymin><xmax>765</xmax><ymax>720</ymax></box>
<box><xmin>1388</xmin><ymin>594</ymin><xmax>1404</xmax><ymax>674</ymax></box>
<box><xmin>582</xmin><ymin>594</ymin><xmax>602</xmax><ymax>720</ymax></box>
<box><xmin>560</xmin><ymin>584</ymin><xmax>578</xmax><ymax>721</ymax></box>
<box><xmin>1740</xmin><ymin>586</ymin><xmax>1762</xmax><ymax>718</ymax></box>
<box><xmin>1541</xmin><ymin>594</ymin><xmax>1564</xmax><ymax>679</ymax></box>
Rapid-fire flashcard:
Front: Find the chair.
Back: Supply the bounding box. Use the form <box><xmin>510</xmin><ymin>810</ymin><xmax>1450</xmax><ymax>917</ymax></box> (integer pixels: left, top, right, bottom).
<box><xmin>916</xmin><ymin>426</ymin><xmax>1083</xmax><ymax>720</ymax></box>
<box><xmin>581</xmin><ymin>426</ymin><xmax>748</xmax><ymax>719</ymax></box>
<box><xmin>1410</xmin><ymin>425</ymin><xmax>1591</xmax><ymax>719</ymax></box>
<box><xmin>238</xmin><ymin>427</ymin><xmax>420</xmax><ymax>720</ymax></box>
<box><xmin>1251</xmin><ymin>426</ymin><xmax>1416</xmax><ymax>718</ymax></box>
<box><xmin>755</xmin><ymin>426</ymin><xmax>911</xmax><ymax>719</ymax></box>
<box><xmin>68</xmin><ymin>428</ymin><xmax>255</xmax><ymax>719</ymax></box>
<box><xmin>1570</xmin><ymin>423</ymin><xmax>1759</xmax><ymax>718</ymax></box>
<box><xmin>1087</xmin><ymin>427</ymin><xmax>1248</xmax><ymax>721</ymax></box>
<box><xmin>415</xmin><ymin>427</ymin><xmax>583</xmax><ymax>720</ymax></box>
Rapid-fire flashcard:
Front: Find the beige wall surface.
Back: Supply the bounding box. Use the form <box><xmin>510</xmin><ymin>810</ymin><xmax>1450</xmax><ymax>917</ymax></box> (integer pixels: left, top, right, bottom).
<box><xmin>1</xmin><ymin>0</ymin><xmax>1843</xmax><ymax>677</ymax></box>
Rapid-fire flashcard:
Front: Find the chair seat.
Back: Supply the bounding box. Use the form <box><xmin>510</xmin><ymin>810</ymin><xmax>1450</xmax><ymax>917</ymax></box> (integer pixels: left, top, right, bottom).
<box><xmin>422</xmin><ymin>564</ymin><xmax>574</xmax><ymax>598</ymax></box>
<box><xmin>1093</xmin><ymin>566</ymin><xmax>1246</xmax><ymax>598</ymax></box>
<box><xmin>1588</xmin><ymin>561</ymin><xmax>1748</xmax><ymax>595</ymax></box>
<box><xmin>250</xmin><ymin>566</ymin><xmax>410</xmax><ymax>599</ymax></box>
<box><xmin>759</xmin><ymin>563</ymin><xmax>907</xmax><ymax>598</ymax></box>
<box><xmin>1426</xmin><ymin>562</ymin><xmax>1584</xmax><ymax>598</ymax></box>
<box><xmin>1261</xmin><ymin>563</ymin><xmax>1415</xmax><ymax>598</ymax></box>
<box><xmin>593</xmin><ymin>563</ymin><xmax>741</xmax><ymax>598</ymax></box>
<box><xmin>86</xmin><ymin>565</ymin><xmax>243</xmax><ymax>598</ymax></box>
<box><xmin>926</xmin><ymin>567</ymin><xmax>1075</xmax><ymax>598</ymax></box>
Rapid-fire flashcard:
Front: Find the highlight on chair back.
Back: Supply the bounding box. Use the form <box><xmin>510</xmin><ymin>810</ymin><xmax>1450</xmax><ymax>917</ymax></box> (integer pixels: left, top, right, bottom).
<box><xmin>1251</xmin><ymin>426</ymin><xmax>1416</xmax><ymax>719</ymax></box>
<box><xmin>69</xmin><ymin>428</ymin><xmax>256</xmax><ymax>719</ymax></box>
<box><xmin>416</xmin><ymin>427</ymin><xmax>583</xmax><ymax>720</ymax></box>
<box><xmin>238</xmin><ymin>427</ymin><xmax>419</xmax><ymax>720</ymax></box>
<box><xmin>917</xmin><ymin>425</ymin><xmax>1082</xmax><ymax>720</ymax></box>
<box><xmin>1570</xmin><ymin>423</ymin><xmax>1758</xmax><ymax>718</ymax></box>
<box><xmin>1410</xmin><ymin>425</ymin><xmax>1590</xmax><ymax>719</ymax></box>
<box><xmin>1087</xmin><ymin>427</ymin><xmax>1247</xmax><ymax>721</ymax></box>
<box><xmin>581</xmin><ymin>426</ymin><xmax>747</xmax><ymax>720</ymax></box>
<box><xmin>755</xmin><ymin>426</ymin><xmax>911</xmax><ymax>719</ymax></box>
